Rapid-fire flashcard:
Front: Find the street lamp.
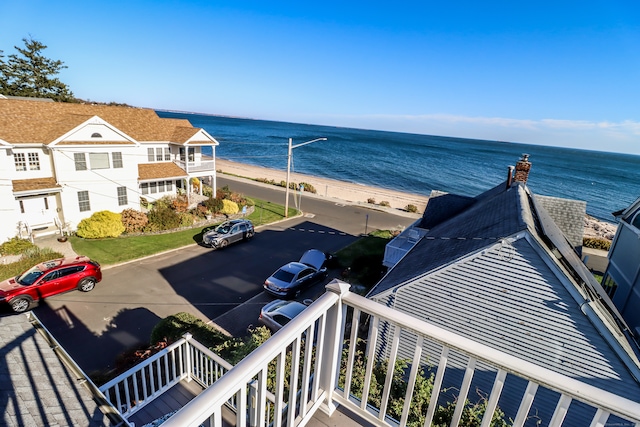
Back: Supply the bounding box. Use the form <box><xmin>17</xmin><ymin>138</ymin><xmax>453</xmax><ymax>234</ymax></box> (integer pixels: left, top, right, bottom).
<box><xmin>285</xmin><ymin>137</ymin><xmax>327</xmax><ymax>217</ymax></box>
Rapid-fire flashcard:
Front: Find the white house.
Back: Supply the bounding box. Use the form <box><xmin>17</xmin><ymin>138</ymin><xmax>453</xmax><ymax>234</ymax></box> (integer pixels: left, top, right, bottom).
<box><xmin>0</xmin><ymin>98</ymin><xmax>219</xmax><ymax>242</ymax></box>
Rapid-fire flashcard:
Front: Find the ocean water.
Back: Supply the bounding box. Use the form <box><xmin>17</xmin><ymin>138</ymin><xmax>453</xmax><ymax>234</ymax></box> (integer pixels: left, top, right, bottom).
<box><xmin>157</xmin><ymin>111</ymin><xmax>640</xmax><ymax>222</ymax></box>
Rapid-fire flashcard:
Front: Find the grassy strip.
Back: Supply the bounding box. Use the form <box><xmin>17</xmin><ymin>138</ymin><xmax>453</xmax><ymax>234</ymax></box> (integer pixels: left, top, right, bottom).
<box><xmin>70</xmin><ymin>197</ymin><xmax>297</xmax><ymax>266</ymax></box>
<box><xmin>0</xmin><ymin>248</ymin><xmax>65</xmax><ymax>281</ymax></box>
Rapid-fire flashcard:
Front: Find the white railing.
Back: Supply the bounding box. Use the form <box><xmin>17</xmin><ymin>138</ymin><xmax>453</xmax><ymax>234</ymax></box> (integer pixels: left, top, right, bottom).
<box><xmin>174</xmin><ymin>159</ymin><xmax>215</xmax><ymax>173</ymax></box>
<box><xmin>99</xmin><ymin>333</ymin><xmax>233</xmax><ymax>418</ymax></box>
<box><xmin>159</xmin><ymin>280</ymin><xmax>640</xmax><ymax>427</ymax></box>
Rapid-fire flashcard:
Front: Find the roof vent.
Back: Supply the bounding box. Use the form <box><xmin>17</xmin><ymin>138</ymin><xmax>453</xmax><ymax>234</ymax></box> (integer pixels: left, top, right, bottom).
<box><xmin>91</xmin><ymin>132</ymin><xmax>102</xmax><ymax>138</ymax></box>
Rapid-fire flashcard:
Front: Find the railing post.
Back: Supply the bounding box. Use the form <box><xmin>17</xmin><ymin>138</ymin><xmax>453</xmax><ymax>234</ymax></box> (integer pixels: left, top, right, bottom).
<box><xmin>319</xmin><ymin>280</ymin><xmax>351</xmax><ymax>416</ymax></box>
<box><xmin>183</xmin><ymin>333</ymin><xmax>193</xmax><ymax>383</ymax></box>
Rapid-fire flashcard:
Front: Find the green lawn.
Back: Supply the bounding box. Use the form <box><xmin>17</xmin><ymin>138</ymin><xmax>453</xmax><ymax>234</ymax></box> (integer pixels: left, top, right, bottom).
<box><xmin>70</xmin><ymin>197</ymin><xmax>298</xmax><ymax>266</ymax></box>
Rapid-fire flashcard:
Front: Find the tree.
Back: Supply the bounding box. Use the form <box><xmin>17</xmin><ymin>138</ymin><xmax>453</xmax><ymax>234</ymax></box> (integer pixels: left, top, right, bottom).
<box><xmin>0</xmin><ymin>37</ymin><xmax>74</xmax><ymax>101</ymax></box>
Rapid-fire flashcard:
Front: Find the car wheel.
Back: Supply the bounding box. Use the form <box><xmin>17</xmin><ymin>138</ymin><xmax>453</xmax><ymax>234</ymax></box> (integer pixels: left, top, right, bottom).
<box><xmin>245</xmin><ymin>232</ymin><xmax>254</xmax><ymax>241</ymax></box>
<box><xmin>10</xmin><ymin>297</ymin><xmax>31</xmax><ymax>313</ymax></box>
<box><xmin>78</xmin><ymin>277</ymin><xmax>96</xmax><ymax>292</ymax></box>
<box><xmin>218</xmin><ymin>239</ymin><xmax>229</xmax><ymax>249</ymax></box>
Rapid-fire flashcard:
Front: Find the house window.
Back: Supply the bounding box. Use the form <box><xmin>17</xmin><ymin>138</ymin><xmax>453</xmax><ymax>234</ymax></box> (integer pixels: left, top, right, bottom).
<box><xmin>89</xmin><ymin>153</ymin><xmax>110</xmax><ymax>170</ymax></box>
<box><xmin>164</xmin><ymin>148</ymin><xmax>171</xmax><ymax>161</ymax></box>
<box><xmin>602</xmin><ymin>274</ymin><xmax>618</xmax><ymax>298</ymax></box>
<box><xmin>91</xmin><ymin>132</ymin><xmax>102</xmax><ymax>138</ymax></box>
<box><xmin>28</xmin><ymin>152</ymin><xmax>40</xmax><ymax>170</ymax></box>
<box><xmin>147</xmin><ymin>148</ymin><xmax>154</xmax><ymax>162</ymax></box>
<box><xmin>44</xmin><ymin>198</ymin><xmax>49</xmax><ymax>210</ymax></box>
<box><xmin>112</xmin><ymin>152</ymin><xmax>123</xmax><ymax>168</ymax></box>
<box><xmin>19</xmin><ymin>200</ymin><xmax>24</xmax><ymax>214</ymax></box>
<box><xmin>150</xmin><ymin>182</ymin><xmax>157</xmax><ymax>194</ymax></box>
<box><xmin>166</xmin><ymin>181</ymin><xmax>173</xmax><ymax>191</ymax></box>
<box><xmin>14</xmin><ymin>153</ymin><xmax>26</xmax><ymax>171</ymax></box>
<box><xmin>141</xmin><ymin>183</ymin><xmax>149</xmax><ymax>195</ymax></box>
<box><xmin>78</xmin><ymin>191</ymin><xmax>91</xmax><ymax>212</ymax></box>
<box><xmin>74</xmin><ymin>153</ymin><xmax>87</xmax><ymax>171</ymax></box>
<box><xmin>158</xmin><ymin>181</ymin><xmax>165</xmax><ymax>192</ymax></box>
<box><xmin>117</xmin><ymin>187</ymin><xmax>127</xmax><ymax>206</ymax></box>
<box><xmin>156</xmin><ymin>148</ymin><xmax>163</xmax><ymax>162</ymax></box>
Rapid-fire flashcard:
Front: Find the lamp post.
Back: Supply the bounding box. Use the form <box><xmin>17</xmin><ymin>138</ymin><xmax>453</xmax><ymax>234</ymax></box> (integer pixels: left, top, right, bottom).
<box><xmin>285</xmin><ymin>137</ymin><xmax>327</xmax><ymax>217</ymax></box>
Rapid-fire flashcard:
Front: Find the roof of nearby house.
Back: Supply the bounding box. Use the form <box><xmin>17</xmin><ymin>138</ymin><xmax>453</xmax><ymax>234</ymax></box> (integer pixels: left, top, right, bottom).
<box><xmin>0</xmin><ymin>314</ymin><xmax>114</xmax><ymax>426</ymax></box>
<box><xmin>0</xmin><ymin>99</ymin><xmax>218</xmax><ymax>146</ymax></box>
<box><xmin>138</xmin><ymin>162</ymin><xmax>188</xmax><ymax>180</ymax></box>
<box><xmin>12</xmin><ymin>177</ymin><xmax>62</xmax><ymax>193</ymax></box>
<box><xmin>368</xmin><ymin>180</ymin><xmax>640</xmax><ymax>401</ymax></box>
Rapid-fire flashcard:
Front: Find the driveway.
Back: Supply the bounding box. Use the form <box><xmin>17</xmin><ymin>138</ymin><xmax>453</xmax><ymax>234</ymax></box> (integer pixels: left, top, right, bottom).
<box><xmin>28</xmin><ymin>217</ymin><xmax>356</xmax><ymax>373</ymax></box>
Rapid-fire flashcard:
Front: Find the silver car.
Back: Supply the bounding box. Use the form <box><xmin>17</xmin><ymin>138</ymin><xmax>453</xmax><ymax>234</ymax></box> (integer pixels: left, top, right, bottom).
<box><xmin>263</xmin><ymin>249</ymin><xmax>330</xmax><ymax>298</ymax></box>
<box><xmin>258</xmin><ymin>299</ymin><xmax>308</xmax><ymax>331</ymax></box>
<box><xmin>202</xmin><ymin>219</ymin><xmax>254</xmax><ymax>249</ymax></box>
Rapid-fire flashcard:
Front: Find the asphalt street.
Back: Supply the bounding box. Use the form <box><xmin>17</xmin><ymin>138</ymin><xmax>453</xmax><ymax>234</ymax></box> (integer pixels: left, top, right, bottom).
<box><xmin>20</xmin><ymin>177</ymin><xmax>420</xmax><ymax>374</ymax></box>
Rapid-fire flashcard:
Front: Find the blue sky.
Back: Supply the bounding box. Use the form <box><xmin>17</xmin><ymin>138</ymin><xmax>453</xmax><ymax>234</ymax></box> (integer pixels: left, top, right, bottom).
<box><xmin>2</xmin><ymin>1</ymin><xmax>640</xmax><ymax>154</ymax></box>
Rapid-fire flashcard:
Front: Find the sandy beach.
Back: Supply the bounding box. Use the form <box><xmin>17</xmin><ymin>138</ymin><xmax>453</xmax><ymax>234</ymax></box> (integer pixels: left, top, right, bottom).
<box><xmin>216</xmin><ymin>159</ymin><xmax>431</xmax><ymax>213</ymax></box>
<box><xmin>216</xmin><ymin>159</ymin><xmax>617</xmax><ymax>240</ymax></box>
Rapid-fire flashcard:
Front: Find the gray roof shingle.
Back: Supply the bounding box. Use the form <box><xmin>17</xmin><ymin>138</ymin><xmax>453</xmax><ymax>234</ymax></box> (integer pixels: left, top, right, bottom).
<box><xmin>0</xmin><ymin>314</ymin><xmax>114</xmax><ymax>426</ymax></box>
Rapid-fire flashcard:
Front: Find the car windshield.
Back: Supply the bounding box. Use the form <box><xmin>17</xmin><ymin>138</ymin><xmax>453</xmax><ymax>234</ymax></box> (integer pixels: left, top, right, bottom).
<box><xmin>214</xmin><ymin>223</ymin><xmax>232</xmax><ymax>234</ymax></box>
<box><xmin>272</xmin><ymin>269</ymin><xmax>295</xmax><ymax>284</ymax></box>
<box><xmin>17</xmin><ymin>265</ymin><xmax>45</xmax><ymax>285</ymax></box>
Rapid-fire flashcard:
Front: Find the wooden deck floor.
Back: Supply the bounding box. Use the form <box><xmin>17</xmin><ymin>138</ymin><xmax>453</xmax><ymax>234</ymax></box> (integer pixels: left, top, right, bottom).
<box><xmin>126</xmin><ymin>379</ymin><xmax>239</xmax><ymax>427</ymax></box>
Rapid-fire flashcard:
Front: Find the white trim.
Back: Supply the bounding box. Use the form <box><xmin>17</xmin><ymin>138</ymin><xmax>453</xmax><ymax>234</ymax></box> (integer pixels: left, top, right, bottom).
<box><xmin>49</xmin><ymin>116</ymin><xmax>140</xmax><ymax>147</ymax></box>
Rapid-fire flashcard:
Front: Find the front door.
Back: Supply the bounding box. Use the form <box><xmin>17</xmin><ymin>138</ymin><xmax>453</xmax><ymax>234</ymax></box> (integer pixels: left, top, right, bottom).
<box><xmin>19</xmin><ymin>196</ymin><xmax>54</xmax><ymax>228</ymax></box>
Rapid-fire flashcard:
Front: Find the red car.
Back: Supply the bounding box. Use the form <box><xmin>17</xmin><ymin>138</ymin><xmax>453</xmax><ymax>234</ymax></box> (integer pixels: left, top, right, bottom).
<box><xmin>0</xmin><ymin>256</ymin><xmax>102</xmax><ymax>313</ymax></box>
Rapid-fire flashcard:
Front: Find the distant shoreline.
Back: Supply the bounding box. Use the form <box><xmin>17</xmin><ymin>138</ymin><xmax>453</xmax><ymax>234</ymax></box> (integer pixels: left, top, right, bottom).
<box><xmin>216</xmin><ymin>158</ymin><xmax>617</xmax><ymax>240</ymax></box>
<box><xmin>216</xmin><ymin>158</ymin><xmax>430</xmax><ymax>213</ymax></box>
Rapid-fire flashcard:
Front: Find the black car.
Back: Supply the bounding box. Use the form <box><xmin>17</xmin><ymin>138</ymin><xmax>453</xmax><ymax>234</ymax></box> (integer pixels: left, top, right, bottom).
<box><xmin>202</xmin><ymin>219</ymin><xmax>254</xmax><ymax>249</ymax></box>
<box><xmin>263</xmin><ymin>249</ymin><xmax>330</xmax><ymax>298</ymax></box>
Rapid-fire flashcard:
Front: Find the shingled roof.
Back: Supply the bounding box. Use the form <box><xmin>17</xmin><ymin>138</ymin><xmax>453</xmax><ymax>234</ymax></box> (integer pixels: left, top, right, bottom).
<box><xmin>0</xmin><ymin>314</ymin><xmax>115</xmax><ymax>426</ymax></box>
<box><xmin>138</xmin><ymin>162</ymin><xmax>188</xmax><ymax>180</ymax></box>
<box><xmin>0</xmin><ymin>99</ymin><xmax>216</xmax><ymax>145</ymax></box>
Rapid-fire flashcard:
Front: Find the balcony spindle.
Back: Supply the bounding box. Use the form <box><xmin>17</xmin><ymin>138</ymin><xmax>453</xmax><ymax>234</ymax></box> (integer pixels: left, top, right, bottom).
<box><xmin>399</xmin><ymin>336</ymin><xmax>423</xmax><ymax>426</ymax></box>
<box><xmin>424</xmin><ymin>346</ymin><xmax>449</xmax><ymax>425</ymax></box>
<box><xmin>379</xmin><ymin>325</ymin><xmax>401</xmax><ymax>420</ymax></box>
<box><xmin>549</xmin><ymin>394</ymin><xmax>572</xmax><ymax>427</ymax></box>
<box><xmin>361</xmin><ymin>316</ymin><xmax>380</xmax><ymax>410</ymax></box>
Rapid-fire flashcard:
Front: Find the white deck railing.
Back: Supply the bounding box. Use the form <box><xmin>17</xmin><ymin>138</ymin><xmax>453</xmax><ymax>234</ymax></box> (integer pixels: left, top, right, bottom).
<box><xmin>159</xmin><ymin>280</ymin><xmax>640</xmax><ymax>427</ymax></box>
<box><xmin>174</xmin><ymin>159</ymin><xmax>215</xmax><ymax>173</ymax></box>
<box><xmin>99</xmin><ymin>334</ymin><xmax>233</xmax><ymax>418</ymax></box>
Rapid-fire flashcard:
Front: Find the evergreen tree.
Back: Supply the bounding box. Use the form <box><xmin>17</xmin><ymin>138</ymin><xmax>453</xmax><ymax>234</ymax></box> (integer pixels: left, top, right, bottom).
<box><xmin>0</xmin><ymin>37</ymin><xmax>74</xmax><ymax>101</ymax></box>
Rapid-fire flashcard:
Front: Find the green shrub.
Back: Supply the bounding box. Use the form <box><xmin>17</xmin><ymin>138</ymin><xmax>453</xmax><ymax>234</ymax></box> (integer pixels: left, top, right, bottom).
<box><xmin>299</xmin><ymin>182</ymin><xmax>317</xmax><ymax>194</ymax></box>
<box><xmin>204</xmin><ymin>196</ymin><xmax>224</xmax><ymax>214</ymax></box>
<box><xmin>120</xmin><ymin>209</ymin><xmax>148</xmax><ymax>233</ymax></box>
<box><xmin>76</xmin><ymin>211</ymin><xmax>125</xmax><ymax>239</ymax></box>
<box><xmin>367</xmin><ymin>198</ymin><xmax>376</xmax><ymax>204</ymax></box>
<box><xmin>220</xmin><ymin>199</ymin><xmax>239</xmax><ymax>215</ymax></box>
<box><xmin>150</xmin><ymin>312</ymin><xmax>228</xmax><ymax>349</ymax></box>
<box><xmin>0</xmin><ymin>237</ymin><xmax>35</xmax><ymax>256</ymax></box>
<box><xmin>583</xmin><ymin>237</ymin><xmax>611</xmax><ymax>251</ymax></box>
<box><xmin>147</xmin><ymin>205</ymin><xmax>181</xmax><ymax>230</ymax></box>
<box><xmin>379</xmin><ymin>201</ymin><xmax>390</xmax><ymax>207</ymax></box>
<box><xmin>406</xmin><ymin>204</ymin><xmax>418</xmax><ymax>213</ymax></box>
<box><xmin>179</xmin><ymin>212</ymin><xmax>195</xmax><ymax>227</ymax></box>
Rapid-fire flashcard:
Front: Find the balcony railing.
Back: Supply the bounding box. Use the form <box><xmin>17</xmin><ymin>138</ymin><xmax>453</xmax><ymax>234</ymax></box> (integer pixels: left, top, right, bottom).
<box><xmin>99</xmin><ymin>334</ymin><xmax>234</xmax><ymax>419</ymax></box>
<box><xmin>158</xmin><ymin>280</ymin><xmax>640</xmax><ymax>427</ymax></box>
<box><xmin>173</xmin><ymin>159</ymin><xmax>215</xmax><ymax>173</ymax></box>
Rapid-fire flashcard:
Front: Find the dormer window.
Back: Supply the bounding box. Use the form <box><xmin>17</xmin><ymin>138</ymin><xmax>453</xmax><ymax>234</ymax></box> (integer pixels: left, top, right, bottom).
<box><xmin>91</xmin><ymin>132</ymin><xmax>102</xmax><ymax>138</ymax></box>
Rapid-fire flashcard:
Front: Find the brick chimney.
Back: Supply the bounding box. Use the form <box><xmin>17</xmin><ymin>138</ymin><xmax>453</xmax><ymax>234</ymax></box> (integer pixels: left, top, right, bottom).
<box><xmin>514</xmin><ymin>154</ymin><xmax>531</xmax><ymax>184</ymax></box>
